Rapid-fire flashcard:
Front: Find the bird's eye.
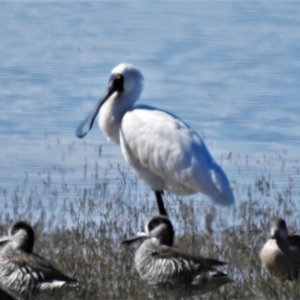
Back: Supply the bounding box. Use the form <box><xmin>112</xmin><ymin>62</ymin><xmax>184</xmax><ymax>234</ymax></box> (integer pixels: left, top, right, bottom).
<box><xmin>149</xmin><ymin>220</ymin><xmax>160</xmax><ymax>231</ymax></box>
<box><xmin>116</xmin><ymin>74</ymin><xmax>123</xmax><ymax>80</ymax></box>
<box><xmin>113</xmin><ymin>74</ymin><xmax>124</xmax><ymax>92</ymax></box>
<box><xmin>10</xmin><ymin>225</ymin><xmax>22</xmax><ymax>235</ymax></box>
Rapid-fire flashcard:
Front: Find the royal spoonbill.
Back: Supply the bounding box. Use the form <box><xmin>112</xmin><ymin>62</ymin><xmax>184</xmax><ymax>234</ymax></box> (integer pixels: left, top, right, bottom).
<box><xmin>76</xmin><ymin>63</ymin><xmax>235</xmax><ymax>215</ymax></box>
<box><xmin>122</xmin><ymin>215</ymin><xmax>233</xmax><ymax>296</ymax></box>
<box><xmin>0</xmin><ymin>221</ymin><xmax>79</xmax><ymax>299</ymax></box>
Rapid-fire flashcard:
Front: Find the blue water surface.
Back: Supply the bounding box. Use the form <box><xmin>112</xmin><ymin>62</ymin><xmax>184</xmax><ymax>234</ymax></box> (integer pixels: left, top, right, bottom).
<box><xmin>0</xmin><ymin>2</ymin><xmax>300</xmax><ymax>218</ymax></box>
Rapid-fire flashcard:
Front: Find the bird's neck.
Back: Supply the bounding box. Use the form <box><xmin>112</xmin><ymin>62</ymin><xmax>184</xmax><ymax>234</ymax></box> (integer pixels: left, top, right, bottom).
<box><xmin>276</xmin><ymin>236</ymin><xmax>291</xmax><ymax>253</ymax></box>
<box><xmin>99</xmin><ymin>93</ymin><xmax>134</xmax><ymax>143</ymax></box>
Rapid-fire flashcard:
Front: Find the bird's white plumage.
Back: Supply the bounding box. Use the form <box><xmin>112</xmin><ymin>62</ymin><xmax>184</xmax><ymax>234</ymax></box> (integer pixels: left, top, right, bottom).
<box><xmin>98</xmin><ymin>64</ymin><xmax>143</xmax><ymax>143</ymax></box>
<box><xmin>120</xmin><ymin>106</ymin><xmax>233</xmax><ymax>205</ymax></box>
<box><xmin>76</xmin><ymin>63</ymin><xmax>235</xmax><ymax>206</ymax></box>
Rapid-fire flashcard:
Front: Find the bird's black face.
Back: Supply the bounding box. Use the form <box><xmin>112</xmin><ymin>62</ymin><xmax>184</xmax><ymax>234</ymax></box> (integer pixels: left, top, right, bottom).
<box><xmin>75</xmin><ymin>73</ymin><xmax>124</xmax><ymax>139</ymax></box>
<box><xmin>109</xmin><ymin>74</ymin><xmax>124</xmax><ymax>93</ymax></box>
<box><xmin>271</xmin><ymin>218</ymin><xmax>288</xmax><ymax>239</ymax></box>
<box><xmin>121</xmin><ymin>216</ymin><xmax>175</xmax><ymax>246</ymax></box>
<box><xmin>276</xmin><ymin>219</ymin><xmax>287</xmax><ymax>230</ymax></box>
<box><xmin>147</xmin><ymin>215</ymin><xmax>174</xmax><ymax>246</ymax></box>
<box><xmin>98</xmin><ymin>73</ymin><xmax>124</xmax><ymax>107</ymax></box>
<box><xmin>147</xmin><ymin>216</ymin><xmax>172</xmax><ymax>232</ymax></box>
<box><xmin>102</xmin><ymin>73</ymin><xmax>125</xmax><ymax>105</ymax></box>
<box><xmin>10</xmin><ymin>221</ymin><xmax>35</xmax><ymax>253</ymax></box>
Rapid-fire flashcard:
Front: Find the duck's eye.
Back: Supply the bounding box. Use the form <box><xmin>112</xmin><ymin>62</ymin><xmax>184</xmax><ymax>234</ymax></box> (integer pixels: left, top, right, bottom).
<box><xmin>11</xmin><ymin>227</ymin><xmax>18</xmax><ymax>235</ymax></box>
<box><xmin>11</xmin><ymin>224</ymin><xmax>22</xmax><ymax>235</ymax></box>
<box><xmin>148</xmin><ymin>220</ymin><xmax>160</xmax><ymax>231</ymax></box>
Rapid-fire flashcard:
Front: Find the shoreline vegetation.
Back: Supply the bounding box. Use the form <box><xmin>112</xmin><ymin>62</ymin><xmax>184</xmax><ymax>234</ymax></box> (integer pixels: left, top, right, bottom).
<box><xmin>0</xmin><ymin>150</ymin><xmax>300</xmax><ymax>299</ymax></box>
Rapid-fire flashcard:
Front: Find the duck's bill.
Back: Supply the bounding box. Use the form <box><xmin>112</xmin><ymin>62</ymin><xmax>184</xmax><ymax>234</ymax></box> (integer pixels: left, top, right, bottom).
<box><xmin>121</xmin><ymin>232</ymin><xmax>147</xmax><ymax>245</ymax></box>
<box><xmin>0</xmin><ymin>235</ymin><xmax>9</xmax><ymax>247</ymax></box>
<box><xmin>75</xmin><ymin>78</ymin><xmax>117</xmax><ymax>138</ymax></box>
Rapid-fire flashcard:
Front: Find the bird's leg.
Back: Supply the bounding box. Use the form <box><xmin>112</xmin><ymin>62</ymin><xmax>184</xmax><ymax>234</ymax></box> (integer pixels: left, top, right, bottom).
<box><xmin>155</xmin><ymin>191</ymin><xmax>168</xmax><ymax>216</ymax></box>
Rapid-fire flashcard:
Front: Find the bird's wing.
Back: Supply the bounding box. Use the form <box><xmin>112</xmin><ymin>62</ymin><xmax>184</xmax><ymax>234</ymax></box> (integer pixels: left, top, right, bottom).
<box><xmin>149</xmin><ymin>244</ymin><xmax>226</xmax><ymax>284</ymax></box>
<box><xmin>120</xmin><ymin>106</ymin><xmax>234</xmax><ymax>205</ymax></box>
<box><xmin>158</xmin><ymin>245</ymin><xmax>226</xmax><ymax>268</ymax></box>
<box><xmin>10</xmin><ymin>252</ymin><xmax>77</xmax><ymax>284</ymax></box>
<box><xmin>121</xmin><ymin>107</ymin><xmax>211</xmax><ymax>183</ymax></box>
<box><xmin>288</xmin><ymin>235</ymin><xmax>300</xmax><ymax>253</ymax></box>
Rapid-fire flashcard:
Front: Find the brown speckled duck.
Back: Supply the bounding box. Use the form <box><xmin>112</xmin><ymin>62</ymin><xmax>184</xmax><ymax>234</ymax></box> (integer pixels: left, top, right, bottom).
<box><xmin>122</xmin><ymin>215</ymin><xmax>233</xmax><ymax>297</ymax></box>
<box><xmin>0</xmin><ymin>221</ymin><xmax>79</xmax><ymax>300</ymax></box>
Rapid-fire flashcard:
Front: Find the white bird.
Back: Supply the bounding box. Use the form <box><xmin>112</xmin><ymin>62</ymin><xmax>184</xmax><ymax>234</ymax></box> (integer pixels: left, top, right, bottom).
<box><xmin>76</xmin><ymin>63</ymin><xmax>235</xmax><ymax>215</ymax></box>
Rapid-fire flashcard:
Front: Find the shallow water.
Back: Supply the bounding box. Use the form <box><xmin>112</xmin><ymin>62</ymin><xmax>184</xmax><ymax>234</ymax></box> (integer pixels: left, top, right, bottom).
<box><xmin>0</xmin><ymin>1</ymin><xmax>300</xmax><ymax>208</ymax></box>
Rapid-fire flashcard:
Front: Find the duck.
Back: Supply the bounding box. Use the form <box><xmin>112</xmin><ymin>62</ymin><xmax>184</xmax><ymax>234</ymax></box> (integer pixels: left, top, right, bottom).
<box><xmin>260</xmin><ymin>218</ymin><xmax>300</xmax><ymax>281</ymax></box>
<box><xmin>0</xmin><ymin>221</ymin><xmax>79</xmax><ymax>300</ymax></box>
<box><xmin>122</xmin><ymin>215</ymin><xmax>232</xmax><ymax>296</ymax></box>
